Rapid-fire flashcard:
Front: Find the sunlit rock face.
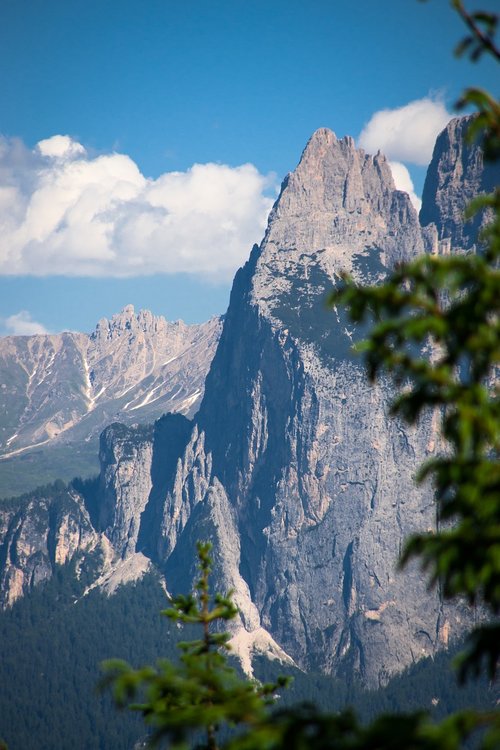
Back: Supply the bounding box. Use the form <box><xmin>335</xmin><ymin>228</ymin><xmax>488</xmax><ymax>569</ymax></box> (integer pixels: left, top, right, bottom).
<box><xmin>0</xmin><ymin>118</ymin><xmax>485</xmax><ymax>685</ymax></box>
<box><xmin>98</xmin><ymin>422</ymin><xmax>155</xmax><ymax>559</ymax></box>
<box><xmin>0</xmin><ymin>486</ymin><xmax>101</xmax><ymax>608</ymax></box>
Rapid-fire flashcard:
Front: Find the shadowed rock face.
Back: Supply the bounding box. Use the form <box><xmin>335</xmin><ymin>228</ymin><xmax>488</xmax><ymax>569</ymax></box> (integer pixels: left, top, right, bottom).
<box><xmin>0</xmin><ymin>119</ymin><xmax>485</xmax><ymax>685</ymax></box>
<box><xmin>420</xmin><ymin>115</ymin><xmax>499</xmax><ymax>252</ymax></box>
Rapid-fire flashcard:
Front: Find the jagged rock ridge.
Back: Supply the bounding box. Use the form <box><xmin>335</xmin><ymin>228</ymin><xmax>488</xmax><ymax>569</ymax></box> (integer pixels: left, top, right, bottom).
<box><xmin>86</xmin><ymin>121</ymin><xmax>478</xmax><ymax>685</ymax></box>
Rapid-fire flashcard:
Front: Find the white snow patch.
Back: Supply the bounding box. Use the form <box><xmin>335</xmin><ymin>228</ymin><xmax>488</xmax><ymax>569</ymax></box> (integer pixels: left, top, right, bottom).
<box><xmin>128</xmin><ymin>382</ymin><xmax>165</xmax><ymax>411</ymax></box>
<box><xmin>168</xmin><ymin>386</ymin><xmax>183</xmax><ymax>401</ymax></box>
<box><xmin>126</xmin><ymin>384</ymin><xmax>200</xmax><ymax>413</ymax></box>
<box><xmin>82</xmin><ymin>354</ymin><xmax>95</xmax><ymax>411</ymax></box>
<box><xmin>176</xmin><ymin>389</ymin><xmax>201</xmax><ymax>411</ymax></box>
<box><xmin>162</xmin><ymin>354</ymin><xmax>179</xmax><ymax>366</ymax></box>
<box><xmin>25</xmin><ymin>364</ymin><xmax>37</xmax><ymax>390</ymax></box>
<box><xmin>116</xmin><ymin>382</ymin><xmax>139</xmax><ymax>400</ymax></box>
<box><xmin>29</xmin><ymin>350</ymin><xmax>56</xmax><ymax>392</ymax></box>
<box><xmin>0</xmin><ymin>436</ymin><xmax>52</xmax><ymax>459</ymax></box>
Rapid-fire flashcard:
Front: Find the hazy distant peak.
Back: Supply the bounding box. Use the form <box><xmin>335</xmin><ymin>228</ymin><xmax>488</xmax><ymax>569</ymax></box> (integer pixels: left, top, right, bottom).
<box><xmin>93</xmin><ymin>306</ymin><xmax>172</xmax><ymax>340</ymax></box>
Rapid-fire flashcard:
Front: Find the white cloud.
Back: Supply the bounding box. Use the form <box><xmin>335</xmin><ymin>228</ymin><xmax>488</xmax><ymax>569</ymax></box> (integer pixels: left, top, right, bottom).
<box><xmin>388</xmin><ymin>161</ymin><xmax>422</xmax><ymax>212</ymax></box>
<box><xmin>0</xmin><ymin>135</ymin><xmax>276</xmax><ymax>279</ymax></box>
<box><xmin>3</xmin><ymin>311</ymin><xmax>50</xmax><ymax>336</ymax></box>
<box><xmin>358</xmin><ymin>97</ymin><xmax>451</xmax><ymax>165</ymax></box>
<box><xmin>36</xmin><ymin>135</ymin><xmax>86</xmax><ymax>160</ymax></box>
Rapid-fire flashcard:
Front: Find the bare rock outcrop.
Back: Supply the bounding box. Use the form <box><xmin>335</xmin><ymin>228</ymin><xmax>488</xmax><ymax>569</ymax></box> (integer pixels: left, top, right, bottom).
<box><xmin>0</xmin><ymin>485</ymin><xmax>101</xmax><ymax>607</ymax></box>
<box><xmin>420</xmin><ymin>115</ymin><xmax>499</xmax><ymax>253</ymax></box>
<box><xmin>153</xmin><ymin>124</ymin><xmax>477</xmax><ymax>685</ymax></box>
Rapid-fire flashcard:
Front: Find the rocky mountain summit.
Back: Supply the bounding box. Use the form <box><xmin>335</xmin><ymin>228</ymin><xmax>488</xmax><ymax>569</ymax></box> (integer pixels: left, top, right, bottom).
<box><xmin>0</xmin><ymin>117</ymin><xmax>494</xmax><ymax>687</ymax></box>
<box><xmin>0</xmin><ymin>308</ymin><xmax>222</xmax><ymax>497</ymax></box>
<box><xmin>420</xmin><ymin>114</ymin><xmax>497</xmax><ymax>253</ymax></box>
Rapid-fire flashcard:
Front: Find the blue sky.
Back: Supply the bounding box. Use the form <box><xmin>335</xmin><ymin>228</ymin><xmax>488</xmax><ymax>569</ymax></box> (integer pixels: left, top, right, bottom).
<box><xmin>0</xmin><ymin>0</ymin><xmax>497</xmax><ymax>334</ymax></box>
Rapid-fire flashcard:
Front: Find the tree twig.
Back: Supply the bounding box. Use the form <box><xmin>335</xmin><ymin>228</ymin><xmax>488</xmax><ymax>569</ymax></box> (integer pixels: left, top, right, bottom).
<box><xmin>453</xmin><ymin>0</ymin><xmax>500</xmax><ymax>61</ymax></box>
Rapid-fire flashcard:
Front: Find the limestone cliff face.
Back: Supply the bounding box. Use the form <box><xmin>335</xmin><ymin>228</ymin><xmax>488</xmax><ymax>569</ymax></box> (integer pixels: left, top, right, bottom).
<box><xmin>151</xmin><ymin>126</ymin><xmax>475</xmax><ymax>685</ymax></box>
<box><xmin>0</xmin><ymin>119</ymin><xmax>485</xmax><ymax>685</ymax></box>
<box><xmin>420</xmin><ymin>115</ymin><xmax>499</xmax><ymax>253</ymax></box>
<box><xmin>0</xmin><ymin>486</ymin><xmax>101</xmax><ymax>607</ymax></box>
<box><xmin>98</xmin><ymin>423</ymin><xmax>155</xmax><ymax>559</ymax></box>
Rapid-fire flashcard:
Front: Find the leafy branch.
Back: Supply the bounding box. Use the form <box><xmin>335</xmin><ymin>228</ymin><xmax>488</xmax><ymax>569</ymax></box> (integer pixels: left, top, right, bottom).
<box><xmin>452</xmin><ymin>0</ymin><xmax>499</xmax><ymax>62</ymax></box>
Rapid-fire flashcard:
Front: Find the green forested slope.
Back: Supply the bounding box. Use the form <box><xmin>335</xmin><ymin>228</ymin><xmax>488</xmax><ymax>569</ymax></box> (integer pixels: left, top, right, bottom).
<box><xmin>0</xmin><ymin>565</ymin><xmax>494</xmax><ymax>750</ymax></box>
<box><xmin>0</xmin><ymin>568</ymin><xmax>179</xmax><ymax>750</ymax></box>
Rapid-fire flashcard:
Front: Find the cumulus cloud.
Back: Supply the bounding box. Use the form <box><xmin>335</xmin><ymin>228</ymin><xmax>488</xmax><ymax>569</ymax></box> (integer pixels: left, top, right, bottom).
<box><xmin>3</xmin><ymin>311</ymin><xmax>50</xmax><ymax>336</ymax></box>
<box><xmin>36</xmin><ymin>135</ymin><xmax>86</xmax><ymax>159</ymax></box>
<box><xmin>358</xmin><ymin>97</ymin><xmax>451</xmax><ymax>165</ymax></box>
<box><xmin>388</xmin><ymin>161</ymin><xmax>422</xmax><ymax>212</ymax></box>
<box><xmin>0</xmin><ymin>135</ymin><xmax>276</xmax><ymax>279</ymax></box>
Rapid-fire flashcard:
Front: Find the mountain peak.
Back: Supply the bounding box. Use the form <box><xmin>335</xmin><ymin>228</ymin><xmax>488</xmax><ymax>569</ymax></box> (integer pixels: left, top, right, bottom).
<box><xmin>304</xmin><ymin>127</ymin><xmax>338</xmax><ymax>150</ymax></box>
<box><xmin>420</xmin><ymin>114</ymin><xmax>497</xmax><ymax>252</ymax></box>
<box><xmin>94</xmin><ymin>305</ymin><xmax>164</xmax><ymax>338</ymax></box>
<box><xmin>257</xmin><ymin>125</ymin><xmax>418</xmax><ymax>286</ymax></box>
<box><xmin>297</xmin><ymin>128</ymin><xmax>360</xmax><ymax>174</ymax></box>
<box><xmin>0</xmin><ymin>117</ymin><xmax>485</xmax><ymax>694</ymax></box>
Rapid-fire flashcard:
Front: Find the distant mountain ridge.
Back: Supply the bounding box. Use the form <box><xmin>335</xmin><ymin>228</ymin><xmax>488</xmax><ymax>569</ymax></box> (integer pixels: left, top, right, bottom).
<box><xmin>0</xmin><ymin>307</ymin><xmax>222</xmax><ymax>497</ymax></box>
